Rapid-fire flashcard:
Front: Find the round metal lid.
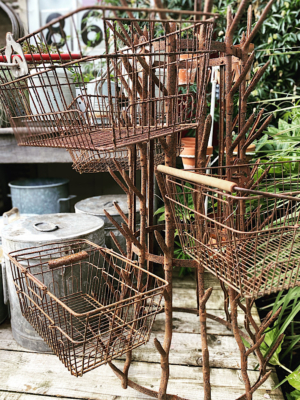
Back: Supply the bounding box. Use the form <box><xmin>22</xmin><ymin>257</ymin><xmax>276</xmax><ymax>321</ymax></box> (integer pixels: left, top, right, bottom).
<box><xmin>9</xmin><ymin>178</ymin><xmax>69</xmax><ymax>189</ymax></box>
<box><xmin>74</xmin><ymin>195</ymin><xmax>140</xmax><ymax>217</ymax></box>
<box><xmin>2</xmin><ymin>213</ymin><xmax>104</xmax><ymax>243</ymax></box>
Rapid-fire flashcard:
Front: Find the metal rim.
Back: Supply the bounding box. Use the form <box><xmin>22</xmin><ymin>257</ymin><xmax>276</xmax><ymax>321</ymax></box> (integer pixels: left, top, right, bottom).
<box><xmin>8</xmin><ymin>178</ymin><xmax>69</xmax><ymax>189</ymax></box>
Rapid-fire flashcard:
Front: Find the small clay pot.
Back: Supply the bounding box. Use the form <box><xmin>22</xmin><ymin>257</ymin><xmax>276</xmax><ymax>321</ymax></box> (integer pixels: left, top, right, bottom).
<box><xmin>207</xmin><ymin>234</ymin><xmax>226</xmax><ymax>259</ymax></box>
<box><xmin>178</xmin><ymin>54</ymin><xmax>196</xmax><ymax>86</ymax></box>
<box><xmin>181</xmin><ymin>137</ymin><xmax>196</xmax><ymax>146</ymax></box>
<box><xmin>180</xmin><ymin>141</ymin><xmax>213</xmax><ymax>170</ymax></box>
<box><xmin>233</xmin><ymin>143</ymin><xmax>256</xmax><ymax>162</ymax></box>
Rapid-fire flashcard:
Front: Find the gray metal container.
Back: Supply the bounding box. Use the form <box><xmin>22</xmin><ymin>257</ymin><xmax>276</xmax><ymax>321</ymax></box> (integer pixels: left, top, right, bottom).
<box><xmin>0</xmin><ymin>216</ymin><xmax>8</xmax><ymax>324</ymax></box>
<box><xmin>0</xmin><ymin>265</ymin><xmax>7</xmax><ymax>325</ymax></box>
<box><xmin>8</xmin><ymin>178</ymin><xmax>76</xmax><ymax>214</ymax></box>
<box><xmin>74</xmin><ymin>195</ymin><xmax>140</xmax><ymax>253</ymax></box>
<box><xmin>2</xmin><ymin>213</ymin><xmax>105</xmax><ymax>352</ymax></box>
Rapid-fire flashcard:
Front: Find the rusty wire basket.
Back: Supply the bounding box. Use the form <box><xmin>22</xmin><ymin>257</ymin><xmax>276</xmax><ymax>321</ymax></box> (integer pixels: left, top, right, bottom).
<box><xmin>0</xmin><ymin>6</ymin><xmax>214</xmax><ymax>153</ymax></box>
<box><xmin>8</xmin><ymin>239</ymin><xmax>167</xmax><ymax>376</ymax></box>
<box><xmin>158</xmin><ymin>161</ymin><xmax>300</xmax><ymax>298</ymax></box>
<box><xmin>69</xmin><ymin>140</ymin><xmax>165</xmax><ymax>173</ymax></box>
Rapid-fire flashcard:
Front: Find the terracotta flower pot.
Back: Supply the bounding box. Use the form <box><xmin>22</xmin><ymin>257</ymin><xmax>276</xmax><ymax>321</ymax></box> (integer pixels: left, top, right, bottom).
<box><xmin>233</xmin><ymin>143</ymin><xmax>256</xmax><ymax>162</ymax></box>
<box><xmin>180</xmin><ymin>138</ymin><xmax>213</xmax><ymax>170</ymax></box>
<box><xmin>207</xmin><ymin>233</ymin><xmax>226</xmax><ymax>259</ymax></box>
<box><xmin>181</xmin><ymin>137</ymin><xmax>196</xmax><ymax>146</ymax></box>
<box><xmin>178</xmin><ymin>54</ymin><xmax>196</xmax><ymax>86</ymax></box>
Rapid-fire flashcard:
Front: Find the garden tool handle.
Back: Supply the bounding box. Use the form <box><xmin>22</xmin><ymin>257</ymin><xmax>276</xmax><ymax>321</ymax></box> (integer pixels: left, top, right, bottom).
<box><xmin>48</xmin><ymin>251</ymin><xmax>89</xmax><ymax>269</ymax></box>
<box><xmin>157</xmin><ymin>165</ymin><xmax>236</xmax><ymax>193</ymax></box>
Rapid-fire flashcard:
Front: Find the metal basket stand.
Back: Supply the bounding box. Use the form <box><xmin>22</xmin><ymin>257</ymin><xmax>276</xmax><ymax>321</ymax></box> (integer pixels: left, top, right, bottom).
<box><xmin>0</xmin><ymin>0</ymin><xmax>282</xmax><ymax>399</ymax></box>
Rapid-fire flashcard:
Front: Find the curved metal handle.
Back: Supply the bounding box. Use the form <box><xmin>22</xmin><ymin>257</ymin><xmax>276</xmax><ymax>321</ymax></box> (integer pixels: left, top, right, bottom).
<box><xmin>58</xmin><ymin>195</ymin><xmax>76</xmax><ymax>204</ymax></box>
<box><xmin>33</xmin><ymin>222</ymin><xmax>59</xmax><ymax>232</ymax></box>
<box><xmin>157</xmin><ymin>165</ymin><xmax>237</xmax><ymax>193</ymax></box>
<box><xmin>103</xmin><ymin>200</ymin><xmax>116</xmax><ymax>208</ymax></box>
<box><xmin>3</xmin><ymin>207</ymin><xmax>20</xmax><ymax>225</ymax></box>
<box><xmin>57</xmin><ymin>195</ymin><xmax>77</xmax><ymax>212</ymax></box>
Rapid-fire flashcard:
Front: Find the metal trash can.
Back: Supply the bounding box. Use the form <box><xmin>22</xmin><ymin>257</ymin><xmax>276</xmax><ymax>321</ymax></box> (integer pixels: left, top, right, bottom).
<box><xmin>0</xmin><ymin>216</ymin><xmax>8</xmax><ymax>324</ymax></box>
<box><xmin>8</xmin><ymin>178</ymin><xmax>76</xmax><ymax>214</ymax></box>
<box><xmin>2</xmin><ymin>213</ymin><xmax>105</xmax><ymax>352</ymax></box>
<box><xmin>0</xmin><ymin>208</ymin><xmax>34</xmax><ymax>325</ymax></box>
<box><xmin>74</xmin><ymin>195</ymin><xmax>140</xmax><ymax>253</ymax></box>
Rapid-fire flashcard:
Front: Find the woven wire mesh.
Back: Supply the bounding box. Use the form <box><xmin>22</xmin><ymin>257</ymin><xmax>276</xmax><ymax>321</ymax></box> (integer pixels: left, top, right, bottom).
<box><xmin>0</xmin><ymin>7</ymin><xmax>214</xmax><ymax>151</ymax></box>
<box><xmin>69</xmin><ymin>140</ymin><xmax>165</xmax><ymax>173</ymax></box>
<box><xmin>161</xmin><ymin>160</ymin><xmax>300</xmax><ymax>298</ymax></box>
<box><xmin>8</xmin><ymin>239</ymin><xmax>167</xmax><ymax>376</ymax></box>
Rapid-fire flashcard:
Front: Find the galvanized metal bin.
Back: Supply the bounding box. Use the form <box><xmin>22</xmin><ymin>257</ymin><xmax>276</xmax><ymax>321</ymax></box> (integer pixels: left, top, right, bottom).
<box><xmin>74</xmin><ymin>195</ymin><xmax>140</xmax><ymax>253</ymax></box>
<box><xmin>8</xmin><ymin>178</ymin><xmax>76</xmax><ymax>214</ymax></box>
<box><xmin>0</xmin><ymin>216</ymin><xmax>8</xmax><ymax>324</ymax></box>
<box><xmin>2</xmin><ymin>213</ymin><xmax>105</xmax><ymax>352</ymax></box>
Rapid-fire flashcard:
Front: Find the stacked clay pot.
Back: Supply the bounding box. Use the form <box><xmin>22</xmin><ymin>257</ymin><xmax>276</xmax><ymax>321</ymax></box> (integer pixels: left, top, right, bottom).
<box><xmin>180</xmin><ymin>137</ymin><xmax>213</xmax><ymax>169</ymax></box>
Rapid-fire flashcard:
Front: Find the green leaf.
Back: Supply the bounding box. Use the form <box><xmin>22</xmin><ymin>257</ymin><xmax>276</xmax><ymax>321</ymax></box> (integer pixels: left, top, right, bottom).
<box><xmin>154</xmin><ymin>206</ymin><xmax>165</xmax><ymax>216</ymax></box>
<box><xmin>260</xmin><ymin>328</ymin><xmax>284</xmax><ymax>366</ymax></box>
<box><xmin>288</xmin><ymin>372</ymin><xmax>300</xmax><ymax>391</ymax></box>
<box><xmin>241</xmin><ymin>337</ymin><xmax>251</xmax><ymax>349</ymax></box>
<box><xmin>287</xmin><ymin>389</ymin><xmax>300</xmax><ymax>400</ymax></box>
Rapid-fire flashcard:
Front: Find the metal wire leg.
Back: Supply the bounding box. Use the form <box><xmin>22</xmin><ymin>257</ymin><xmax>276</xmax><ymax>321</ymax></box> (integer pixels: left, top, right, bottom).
<box><xmin>197</xmin><ymin>264</ymin><xmax>212</xmax><ymax>400</ymax></box>
<box><xmin>228</xmin><ymin>287</ymin><xmax>252</xmax><ymax>400</ymax></box>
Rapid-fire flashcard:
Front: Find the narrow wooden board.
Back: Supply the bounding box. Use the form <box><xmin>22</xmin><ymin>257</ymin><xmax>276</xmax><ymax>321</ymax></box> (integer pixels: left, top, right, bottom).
<box><xmin>172</xmin><ymin>271</ymin><xmax>223</xmax><ymax>290</ymax></box>
<box><xmin>0</xmin><ymin>351</ymin><xmax>282</xmax><ymax>400</ymax></box>
<box><xmin>0</xmin><ymin>321</ymin><xmax>257</xmax><ymax>369</ymax></box>
<box><xmin>153</xmin><ymin>308</ymin><xmax>260</xmax><ymax>335</ymax></box>
<box><xmin>0</xmin><ymin>392</ymin><xmax>74</xmax><ymax>400</ymax></box>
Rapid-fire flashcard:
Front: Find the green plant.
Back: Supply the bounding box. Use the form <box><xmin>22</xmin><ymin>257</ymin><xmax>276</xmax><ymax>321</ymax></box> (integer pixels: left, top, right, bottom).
<box><xmin>253</xmin><ymin>104</ymin><xmax>300</xmax><ymax>161</ymax></box>
<box><xmin>254</xmin><ymin>287</ymin><xmax>300</xmax><ymax>397</ymax></box>
<box><xmin>214</xmin><ymin>0</ymin><xmax>300</xmax><ymax>110</ymax></box>
<box><xmin>154</xmin><ymin>183</ymin><xmax>195</xmax><ymax>276</ymax></box>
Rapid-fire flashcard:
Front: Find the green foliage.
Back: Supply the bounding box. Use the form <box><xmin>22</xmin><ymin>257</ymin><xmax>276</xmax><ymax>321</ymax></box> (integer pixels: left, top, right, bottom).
<box><xmin>251</xmin><ymin>104</ymin><xmax>300</xmax><ymax>163</ymax></box>
<box><xmin>253</xmin><ymin>0</ymin><xmax>300</xmax><ymax>101</ymax></box>
<box><xmin>287</xmin><ymin>389</ymin><xmax>300</xmax><ymax>400</ymax></box>
<box><xmin>213</xmin><ymin>0</ymin><xmax>300</xmax><ymax>117</ymax></box>
<box><xmin>154</xmin><ymin>183</ymin><xmax>195</xmax><ymax>276</ymax></box>
<box><xmin>260</xmin><ymin>327</ymin><xmax>284</xmax><ymax>366</ymax></box>
<box><xmin>258</xmin><ymin>287</ymin><xmax>300</xmax><ymax>395</ymax></box>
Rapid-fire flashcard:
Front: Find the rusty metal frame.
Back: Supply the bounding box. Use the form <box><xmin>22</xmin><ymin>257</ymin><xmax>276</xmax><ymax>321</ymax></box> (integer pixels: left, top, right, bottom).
<box><xmin>1</xmin><ymin>1</ymin><xmax>283</xmax><ymax>399</ymax></box>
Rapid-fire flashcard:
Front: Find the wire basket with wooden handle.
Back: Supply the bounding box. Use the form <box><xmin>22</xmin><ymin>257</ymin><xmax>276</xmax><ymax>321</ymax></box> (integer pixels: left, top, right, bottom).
<box><xmin>158</xmin><ymin>160</ymin><xmax>300</xmax><ymax>298</ymax></box>
<box><xmin>8</xmin><ymin>239</ymin><xmax>167</xmax><ymax>376</ymax></box>
<box><xmin>0</xmin><ymin>6</ymin><xmax>215</xmax><ymax>152</ymax></box>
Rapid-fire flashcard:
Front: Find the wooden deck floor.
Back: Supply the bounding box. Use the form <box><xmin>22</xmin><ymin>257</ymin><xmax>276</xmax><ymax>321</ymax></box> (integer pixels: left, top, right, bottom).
<box><xmin>0</xmin><ymin>272</ymin><xmax>284</xmax><ymax>400</ymax></box>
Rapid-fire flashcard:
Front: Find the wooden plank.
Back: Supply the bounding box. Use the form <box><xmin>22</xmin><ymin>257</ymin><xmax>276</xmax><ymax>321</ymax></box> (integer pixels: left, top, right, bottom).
<box><xmin>167</xmin><ymin>271</ymin><xmax>222</xmax><ymax>289</ymax></box>
<box><xmin>0</xmin><ymin>351</ymin><xmax>282</xmax><ymax>400</ymax></box>
<box><xmin>0</xmin><ymin>303</ymin><xmax>261</xmax><ymax>353</ymax></box>
<box><xmin>0</xmin><ymin>135</ymin><xmax>72</xmax><ymax>163</ymax></box>
<box><xmin>0</xmin><ymin>392</ymin><xmax>74</xmax><ymax>400</ymax></box>
<box><xmin>0</xmin><ymin>326</ymin><xmax>260</xmax><ymax>370</ymax></box>
<box><xmin>129</xmin><ymin>331</ymin><xmax>259</xmax><ymax>369</ymax></box>
<box><xmin>153</xmin><ymin>308</ymin><xmax>260</xmax><ymax>335</ymax></box>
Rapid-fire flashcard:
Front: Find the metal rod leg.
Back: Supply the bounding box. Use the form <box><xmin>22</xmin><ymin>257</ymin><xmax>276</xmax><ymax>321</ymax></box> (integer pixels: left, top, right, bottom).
<box><xmin>197</xmin><ymin>265</ymin><xmax>212</xmax><ymax>400</ymax></box>
<box><xmin>229</xmin><ymin>287</ymin><xmax>252</xmax><ymax>400</ymax></box>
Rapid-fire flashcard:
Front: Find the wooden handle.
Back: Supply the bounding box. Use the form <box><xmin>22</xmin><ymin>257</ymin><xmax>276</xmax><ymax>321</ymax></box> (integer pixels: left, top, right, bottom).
<box><xmin>157</xmin><ymin>165</ymin><xmax>237</xmax><ymax>193</ymax></box>
<box><xmin>48</xmin><ymin>251</ymin><xmax>89</xmax><ymax>269</ymax></box>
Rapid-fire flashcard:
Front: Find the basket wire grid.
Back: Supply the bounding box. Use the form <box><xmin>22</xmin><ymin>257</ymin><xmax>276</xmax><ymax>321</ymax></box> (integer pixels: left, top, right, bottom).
<box><xmin>8</xmin><ymin>239</ymin><xmax>167</xmax><ymax>376</ymax></box>
<box><xmin>68</xmin><ymin>139</ymin><xmax>165</xmax><ymax>173</ymax></box>
<box><xmin>0</xmin><ymin>6</ymin><xmax>214</xmax><ymax>153</ymax></box>
<box><xmin>159</xmin><ymin>160</ymin><xmax>300</xmax><ymax>298</ymax></box>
